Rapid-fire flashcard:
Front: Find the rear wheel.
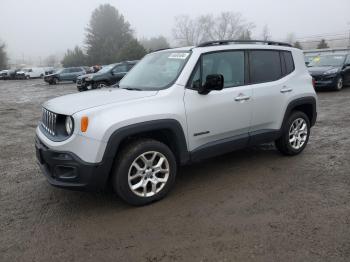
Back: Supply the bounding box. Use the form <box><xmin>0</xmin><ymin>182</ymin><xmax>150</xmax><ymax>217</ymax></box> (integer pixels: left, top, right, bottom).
<box><xmin>275</xmin><ymin>111</ymin><xmax>310</xmax><ymax>156</ymax></box>
<box><xmin>112</xmin><ymin>139</ymin><xmax>177</xmax><ymax>206</ymax></box>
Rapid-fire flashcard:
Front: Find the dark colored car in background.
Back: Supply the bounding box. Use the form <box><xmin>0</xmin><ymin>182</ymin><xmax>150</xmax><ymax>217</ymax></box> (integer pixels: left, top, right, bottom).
<box><xmin>44</xmin><ymin>67</ymin><xmax>86</xmax><ymax>85</ymax></box>
<box><xmin>1</xmin><ymin>69</ymin><xmax>20</xmax><ymax>80</ymax></box>
<box><xmin>308</xmin><ymin>53</ymin><xmax>350</xmax><ymax>91</ymax></box>
<box><xmin>76</xmin><ymin>61</ymin><xmax>138</xmax><ymax>91</ymax></box>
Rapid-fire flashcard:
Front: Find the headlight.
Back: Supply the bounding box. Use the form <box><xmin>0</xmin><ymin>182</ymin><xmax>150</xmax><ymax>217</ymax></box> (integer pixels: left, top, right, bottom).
<box><xmin>65</xmin><ymin>116</ymin><xmax>74</xmax><ymax>135</ymax></box>
<box><xmin>86</xmin><ymin>76</ymin><xmax>93</xmax><ymax>81</ymax></box>
<box><xmin>323</xmin><ymin>68</ymin><xmax>338</xmax><ymax>75</ymax></box>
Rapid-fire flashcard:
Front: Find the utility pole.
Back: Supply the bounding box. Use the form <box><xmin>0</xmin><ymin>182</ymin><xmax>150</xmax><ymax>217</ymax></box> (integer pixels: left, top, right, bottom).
<box><xmin>348</xmin><ymin>22</ymin><xmax>350</xmax><ymax>48</ymax></box>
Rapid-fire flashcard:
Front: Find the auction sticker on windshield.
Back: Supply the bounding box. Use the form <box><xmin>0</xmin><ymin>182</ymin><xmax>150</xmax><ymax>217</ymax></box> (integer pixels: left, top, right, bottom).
<box><xmin>168</xmin><ymin>53</ymin><xmax>189</xmax><ymax>59</ymax></box>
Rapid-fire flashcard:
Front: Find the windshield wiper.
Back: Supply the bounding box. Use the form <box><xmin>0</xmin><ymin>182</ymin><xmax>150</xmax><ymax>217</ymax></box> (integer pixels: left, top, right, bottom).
<box><xmin>120</xmin><ymin>87</ymin><xmax>142</xmax><ymax>91</ymax></box>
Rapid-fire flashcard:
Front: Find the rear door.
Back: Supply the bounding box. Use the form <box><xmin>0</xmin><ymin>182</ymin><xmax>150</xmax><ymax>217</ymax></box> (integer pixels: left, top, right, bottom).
<box><xmin>184</xmin><ymin>50</ymin><xmax>252</xmax><ymax>153</ymax></box>
<box><xmin>248</xmin><ymin>50</ymin><xmax>295</xmax><ymax>135</ymax></box>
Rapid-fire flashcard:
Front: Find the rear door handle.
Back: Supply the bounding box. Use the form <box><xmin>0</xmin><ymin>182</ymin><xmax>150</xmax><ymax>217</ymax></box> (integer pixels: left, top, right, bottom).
<box><xmin>280</xmin><ymin>86</ymin><xmax>293</xmax><ymax>93</ymax></box>
<box><xmin>235</xmin><ymin>94</ymin><xmax>250</xmax><ymax>102</ymax></box>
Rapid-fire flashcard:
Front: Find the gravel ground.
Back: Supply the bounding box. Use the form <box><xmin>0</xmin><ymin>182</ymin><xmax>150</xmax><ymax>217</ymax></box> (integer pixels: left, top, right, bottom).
<box><xmin>0</xmin><ymin>79</ymin><xmax>349</xmax><ymax>262</ymax></box>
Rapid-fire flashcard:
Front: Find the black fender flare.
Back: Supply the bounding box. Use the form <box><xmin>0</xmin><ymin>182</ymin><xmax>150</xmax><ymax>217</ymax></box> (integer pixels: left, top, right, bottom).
<box><xmin>281</xmin><ymin>96</ymin><xmax>317</xmax><ymax>130</ymax></box>
<box><xmin>99</xmin><ymin>119</ymin><xmax>189</xmax><ymax>183</ymax></box>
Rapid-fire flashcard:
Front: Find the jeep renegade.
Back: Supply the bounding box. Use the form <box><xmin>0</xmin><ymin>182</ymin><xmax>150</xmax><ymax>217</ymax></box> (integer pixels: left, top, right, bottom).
<box><xmin>35</xmin><ymin>40</ymin><xmax>317</xmax><ymax>205</ymax></box>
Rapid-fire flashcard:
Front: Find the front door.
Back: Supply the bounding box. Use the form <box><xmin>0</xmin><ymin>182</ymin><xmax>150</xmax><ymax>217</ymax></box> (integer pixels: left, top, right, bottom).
<box><xmin>184</xmin><ymin>50</ymin><xmax>252</xmax><ymax>155</ymax></box>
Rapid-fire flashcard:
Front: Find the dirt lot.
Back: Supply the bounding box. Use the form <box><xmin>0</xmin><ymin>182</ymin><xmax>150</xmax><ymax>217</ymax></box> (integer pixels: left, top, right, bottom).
<box><xmin>0</xmin><ymin>79</ymin><xmax>349</xmax><ymax>262</ymax></box>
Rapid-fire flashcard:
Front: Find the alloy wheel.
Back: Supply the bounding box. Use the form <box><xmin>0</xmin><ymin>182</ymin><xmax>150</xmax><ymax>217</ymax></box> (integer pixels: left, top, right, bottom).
<box><xmin>288</xmin><ymin>118</ymin><xmax>308</xmax><ymax>150</ymax></box>
<box><xmin>128</xmin><ymin>151</ymin><xmax>170</xmax><ymax>197</ymax></box>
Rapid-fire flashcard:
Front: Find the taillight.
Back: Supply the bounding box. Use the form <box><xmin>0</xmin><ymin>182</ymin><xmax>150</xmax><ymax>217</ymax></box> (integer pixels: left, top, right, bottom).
<box><xmin>312</xmin><ymin>78</ymin><xmax>316</xmax><ymax>89</ymax></box>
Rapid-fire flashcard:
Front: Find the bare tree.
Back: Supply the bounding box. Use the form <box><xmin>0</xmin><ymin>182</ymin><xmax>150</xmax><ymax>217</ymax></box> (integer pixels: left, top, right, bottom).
<box><xmin>44</xmin><ymin>55</ymin><xmax>58</xmax><ymax>67</ymax></box>
<box><xmin>140</xmin><ymin>36</ymin><xmax>170</xmax><ymax>52</ymax></box>
<box><xmin>172</xmin><ymin>12</ymin><xmax>255</xmax><ymax>46</ymax></box>
<box><xmin>261</xmin><ymin>25</ymin><xmax>271</xmax><ymax>41</ymax></box>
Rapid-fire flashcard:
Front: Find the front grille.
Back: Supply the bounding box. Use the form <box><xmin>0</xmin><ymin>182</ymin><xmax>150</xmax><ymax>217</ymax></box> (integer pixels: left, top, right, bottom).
<box><xmin>41</xmin><ymin>108</ymin><xmax>57</xmax><ymax>136</ymax></box>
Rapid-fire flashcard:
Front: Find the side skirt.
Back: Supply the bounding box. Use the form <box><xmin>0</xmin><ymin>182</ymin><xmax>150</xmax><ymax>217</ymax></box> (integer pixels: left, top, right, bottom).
<box><xmin>190</xmin><ymin>129</ymin><xmax>280</xmax><ymax>162</ymax></box>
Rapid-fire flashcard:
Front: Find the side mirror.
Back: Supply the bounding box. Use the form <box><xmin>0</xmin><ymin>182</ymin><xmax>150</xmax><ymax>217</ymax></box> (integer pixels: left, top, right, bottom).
<box><xmin>198</xmin><ymin>74</ymin><xmax>224</xmax><ymax>95</ymax></box>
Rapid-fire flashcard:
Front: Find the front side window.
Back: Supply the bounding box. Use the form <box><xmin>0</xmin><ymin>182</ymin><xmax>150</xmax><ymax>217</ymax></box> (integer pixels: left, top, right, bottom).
<box><xmin>119</xmin><ymin>51</ymin><xmax>190</xmax><ymax>90</ymax></box>
<box><xmin>345</xmin><ymin>55</ymin><xmax>350</xmax><ymax>64</ymax></box>
<box><xmin>188</xmin><ymin>51</ymin><xmax>245</xmax><ymax>89</ymax></box>
<box><xmin>112</xmin><ymin>65</ymin><xmax>128</xmax><ymax>74</ymax></box>
<box><xmin>249</xmin><ymin>50</ymin><xmax>282</xmax><ymax>84</ymax></box>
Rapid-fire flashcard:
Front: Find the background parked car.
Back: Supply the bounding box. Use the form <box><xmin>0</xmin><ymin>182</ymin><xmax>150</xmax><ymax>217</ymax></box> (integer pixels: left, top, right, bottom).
<box><xmin>308</xmin><ymin>53</ymin><xmax>350</xmax><ymax>91</ymax></box>
<box><xmin>16</xmin><ymin>67</ymin><xmax>46</xmax><ymax>79</ymax></box>
<box><xmin>44</xmin><ymin>67</ymin><xmax>86</xmax><ymax>85</ymax></box>
<box><xmin>0</xmin><ymin>70</ymin><xmax>7</xmax><ymax>80</ymax></box>
<box><xmin>1</xmin><ymin>69</ymin><xmax>20</xmax><ymax>80</ymax></box>
<box><xmin>76</xmin><ymin>61</ymin><xmax>137</xmax><ymax>91</ymax></box>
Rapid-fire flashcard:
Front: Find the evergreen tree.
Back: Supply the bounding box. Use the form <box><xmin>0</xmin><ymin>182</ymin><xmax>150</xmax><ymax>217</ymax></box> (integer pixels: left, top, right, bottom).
<box><xmin>293</xmin><ymin>41</ymin><xmax>303</xmax><ymax>49</ymax></box>
<box><xmin>61</xmin><ymin>46</ymin><xmax>87</xmax><ymax>67</ymax></box>
<box><xmin>0</xmin><ymin>41</ymin><xmax>8</xmax><ymax>70</ymax></box>
<box><xmin>317</xmin><ymin>39</ymin><xmax>329</xmax><ymax>49</ymax></box>
<box><xmin>85</xmin><ymin>4</ymin><xmax>145</xmax><ymax>64</ymax></box>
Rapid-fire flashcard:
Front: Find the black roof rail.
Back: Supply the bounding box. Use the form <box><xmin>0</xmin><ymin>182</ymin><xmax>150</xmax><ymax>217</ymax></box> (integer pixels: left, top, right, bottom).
<box><xmin>197</xmin><ymin>40</ymin><xmax>292</xmax><ymax>48</ymax></box>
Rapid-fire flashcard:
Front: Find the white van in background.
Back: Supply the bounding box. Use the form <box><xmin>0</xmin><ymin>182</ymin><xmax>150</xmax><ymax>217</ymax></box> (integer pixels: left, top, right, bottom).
<box><xmin>16</xmin><ymin>68</ymin><xmax>46</xmax><ymax>79</ymax></box>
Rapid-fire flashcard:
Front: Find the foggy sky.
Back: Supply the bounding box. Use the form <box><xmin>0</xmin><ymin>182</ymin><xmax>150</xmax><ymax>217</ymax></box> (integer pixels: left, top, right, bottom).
<box><xmin>0</xmin><ymin>0</ymin><xmax>349</xmax><ymax>62</ymax></box>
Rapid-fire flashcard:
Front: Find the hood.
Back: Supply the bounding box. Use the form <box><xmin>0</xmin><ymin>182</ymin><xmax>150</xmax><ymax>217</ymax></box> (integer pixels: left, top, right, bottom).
<box><xmin>45</xmin><ymin>73</ymin><xmax>58</xmax><ymax>77</ymax></box>
<box><xmin>77</xmin><ymin>73</ymin><xmax>94</xmax><ymax>80</ymax></box>
<box><xmin>308</xmin><ymin>66</ymin><xmax>339</xmax><ymax>76</ymax></box>
<box><xmin>43</xmin><ymin>88</ymin><xmax>158</xmax><ymax>115</ymax></box>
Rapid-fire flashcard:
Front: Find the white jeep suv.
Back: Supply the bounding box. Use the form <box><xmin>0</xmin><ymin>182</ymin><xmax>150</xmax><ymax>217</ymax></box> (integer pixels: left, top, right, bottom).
<box><xmin>35</xmin><ymin>40</ymin><xmax>317</xmax><ymax>205</ymax></box>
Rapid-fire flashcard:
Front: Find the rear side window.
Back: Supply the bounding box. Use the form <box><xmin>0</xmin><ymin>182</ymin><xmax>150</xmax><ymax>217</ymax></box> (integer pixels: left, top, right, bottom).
<box><xmin>282</xmin><ymin>51</ymin><xmax>295</xmax><ymax>75</ymax></box>
<box><xmin>249</xmin><ymin>50</ymin><xmax>282</xmax><ymax>84</ymax></box>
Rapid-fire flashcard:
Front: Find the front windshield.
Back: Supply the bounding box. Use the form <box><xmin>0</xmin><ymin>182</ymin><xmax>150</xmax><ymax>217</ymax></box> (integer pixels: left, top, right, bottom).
<box><xmin>308</xmin><ymin>55</ymin><xmax>345</xmax><ymax>67</ymax></box>
<box><xmin>96</xmin><ymin>64</ymin><xmax>115</xmax><ymax>74</ymax></box>
<box><xmin>119</xmin><ymin>51</ymin><xmax>191</xmax><ymax>90</ymax></box>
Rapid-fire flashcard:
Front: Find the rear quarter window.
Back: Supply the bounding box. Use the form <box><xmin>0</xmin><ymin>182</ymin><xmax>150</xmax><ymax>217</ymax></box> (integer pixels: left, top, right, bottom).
<box><xmin>282</xmin><ymin>51</ymin><xmax>295</xmax><ymax>75</ymax></box>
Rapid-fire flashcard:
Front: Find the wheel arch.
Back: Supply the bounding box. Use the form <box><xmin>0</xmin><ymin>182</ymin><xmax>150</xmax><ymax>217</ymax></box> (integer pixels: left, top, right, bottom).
<box><xmin>281</xmin><ymin>96</ymin><xmax>317</xmax><ymax>131</ymax></box>
<box><xmin>100</xmin><ymin>119</ymin><xmax>189</xmax><ymax>187</ymax></box>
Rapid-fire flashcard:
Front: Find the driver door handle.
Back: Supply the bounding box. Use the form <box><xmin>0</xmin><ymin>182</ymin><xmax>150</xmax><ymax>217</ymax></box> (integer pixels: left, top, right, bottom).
<box><xmin>235</xmin><ymin>94</ymin><xmax>250</xmax><ymax>102</ymax></box>
<box><xmin>280</xmin><ymin>86</ymin><xmax>293</xmax><ymax>93</ymax></box>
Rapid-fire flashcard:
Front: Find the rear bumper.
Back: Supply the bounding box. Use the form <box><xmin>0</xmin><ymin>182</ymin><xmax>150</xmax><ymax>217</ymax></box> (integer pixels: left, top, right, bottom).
<box><xmin>35</xmin><ymin>136</ymin><xmax>110</xmax><ymax>191</ymax></box>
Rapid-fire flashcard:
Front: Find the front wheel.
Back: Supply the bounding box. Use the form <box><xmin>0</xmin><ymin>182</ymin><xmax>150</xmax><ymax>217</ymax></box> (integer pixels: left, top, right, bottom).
<box><xmin>93</xmin><ymin>81</ymin><xmax>108</xmax><ymax>89</ymax></box>
<box><xmin>112</xmin><ymin>139</ymin><xmax>177</xmax><ymax>206</ymax></box>
<box><xmin>334</xmin><ymin>76</ymin><xmax>343</xmax><ymax>91</ymax></box>
<box><xmin>275</xmin><ymin>111</ymin><xmax>310</xmax><ymax>156</ymax></box>
<box><xmin>52</xmin><ymin>78</ymin><xmax>59</xmax><ymax>85</ymax></box>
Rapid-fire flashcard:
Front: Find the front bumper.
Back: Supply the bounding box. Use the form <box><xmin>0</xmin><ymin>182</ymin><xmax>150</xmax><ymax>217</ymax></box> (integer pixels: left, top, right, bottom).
<box><xmin>35</xmin><ymin>136</ymin><xmax>109</xmax><ymax>191</ymax></box>
<box><xmin>312</xmin><ymin>74</ymin><xmax>337</xmax><ymax>88</ymax></box>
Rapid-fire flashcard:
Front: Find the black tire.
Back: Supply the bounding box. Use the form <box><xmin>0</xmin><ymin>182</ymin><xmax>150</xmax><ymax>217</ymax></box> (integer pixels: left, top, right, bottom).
<box><xmin>52</xmin><ymin>78</ymin><xmax>59</xmax><ymax>85</ymax></box>
<box><xmin>78</xmin><ymin>86</ymin><xmax>87</xmax><ymax>92</ymax></box>
<box><xmin>112</xmin><ymin>139</ymin><xmax>177</xmax><ymax>206</ymax></box>
<box><xmin>275</xmin><ymin>111</ymin><xmax>311</xmax><ymax>156</ymax></box>
<box><xmin>334</xmin><ymin>76</ymin><xmax>343</xmax><ymax>91</ymax></box>
<box><xmin>93</xmin><ymin>81</ymin><xmax>108</xmax><ymax>89</ymax></box>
